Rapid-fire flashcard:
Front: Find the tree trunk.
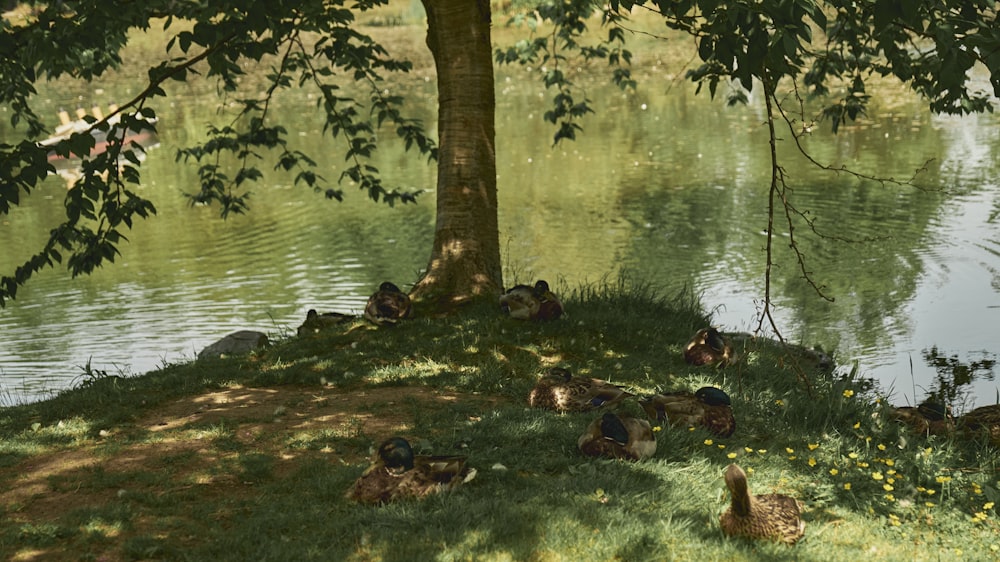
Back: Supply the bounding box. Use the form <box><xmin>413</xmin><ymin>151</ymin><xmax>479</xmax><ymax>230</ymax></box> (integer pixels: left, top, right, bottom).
<box><xmin>411</xmin><ymin>0</ymin><xmax>502</xmax><ymax>310</ymax></box>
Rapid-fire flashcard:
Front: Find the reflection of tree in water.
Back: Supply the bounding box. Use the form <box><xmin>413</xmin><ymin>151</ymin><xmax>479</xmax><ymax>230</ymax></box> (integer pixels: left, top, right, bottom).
<box><xmin>921</xmin><ymin>346</ymin><xmax>996</xmax><ymax>413</ymax></box>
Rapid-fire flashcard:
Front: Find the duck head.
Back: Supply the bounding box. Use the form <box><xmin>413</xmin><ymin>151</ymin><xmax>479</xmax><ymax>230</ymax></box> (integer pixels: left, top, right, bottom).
<box><xmin>378</xmin><ymin>437</ymin><xmax>415</xmax><ymax>472</ymax></box>
<box><xmin>696</xmin><ymin>386</ymin><xmax>732</xmax><ymax>407</ymax></box>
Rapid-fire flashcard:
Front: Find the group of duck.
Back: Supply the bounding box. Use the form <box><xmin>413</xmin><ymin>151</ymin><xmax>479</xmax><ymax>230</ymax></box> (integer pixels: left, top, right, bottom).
<box><xmin>325</xmin><ymin>280</ymin><xmax>997</xmax><ymax>546</ymax></box>
<box><xmin>890</xmin><ymin>399</ymin><xmax>1000</xmax><ymax>447</ymax></box>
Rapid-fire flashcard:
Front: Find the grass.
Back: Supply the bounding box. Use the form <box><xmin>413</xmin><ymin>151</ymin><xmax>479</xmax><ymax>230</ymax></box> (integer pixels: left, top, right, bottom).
<box><xmin>1</xmin><ymin>278</ymin><xmax>999</xmax><ymax>561</ymax></box>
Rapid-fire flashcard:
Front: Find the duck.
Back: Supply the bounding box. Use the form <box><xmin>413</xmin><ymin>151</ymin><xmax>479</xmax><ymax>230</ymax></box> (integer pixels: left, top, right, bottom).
<box><xmin>957</xmin><ymin>404</ymin><xmax>1000</xmax><ymax>447</ymax></box>
<box><xmin>684</xmin><ymin>327</ymin><xmax>733</xmax><ymax>366</ymax></box>
<box><xmin>578</xmin><ymin>412</ymin><xmax>657</xmax><ymax>461</ymax></box>
<box><xmin>720</xmin><ymin>463</ymin><xmax>805</xmax><ymax>545</ymax></box>
<box><xmin>532</xmin><ymin>280</ymin><xmax>564</xmax><ymax>321</ymax></box>
<box><xmin>499</xmin><ymin>280</ymin><xmax>563</xmax><ymax>321</ymax></box>
<box><xmin>638</xmin><ymin>386</ymin><xmax>735</xmax><ymax>437</ymax></box>
<box><xmin>890</xmin><ymin>400</ymin><xmax>955</xmax><ymax>437</ymax></box>
<box><xmin>345</xmin><ymin>437</ymin><xmax>476</xmax><ymax>505</ymax></box>
<box><xmin>363</xmin><ymin>282</ymin><xmax>412</xmax><ymax>326</ymax></box>
<box><xmin>296</xmin><ymin>309</ymin><xmax>353</xmax><ymax>336</ymax></box>
<box><xmin>527</xmin><ymin>367</ymin><xmax>632</xmax><ymax>412</ymax></box>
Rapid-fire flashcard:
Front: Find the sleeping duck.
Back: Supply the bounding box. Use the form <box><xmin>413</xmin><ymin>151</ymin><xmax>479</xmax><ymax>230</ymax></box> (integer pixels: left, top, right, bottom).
<box><xmin>638</xmin><ymin>386</ymin><xmax>736</xmax><ymax>437</ymax></box>
<box><xmin>684</xmin><ymin>327</ymin><xmax>733</xmax><ymax>366</ymax></box>
<box><xmin>297</xmin><ymin>309</ymin><xmax>353</xmax><ymax>336</ymax></box>
<box><xmin>345</xmin><ymin>437</ymin><xmax>476</xmax><ymax>504</ymax></box>
<box><xmin>528</xmin><ymin>367</ymin><xmax>632</xmax><ymax>412</ymax></box>
<box><xmin>957</xmin><ymin>404</ymin><xmax>1000</xmax><ymax>447</ymax></box>
<box><xmin>578</xmin><ymin>412</ymin><xmax>657</xmax><ymax>461</ymax></box>
<box><xmin>364</xmin><ymin>282</ymin><xmax>412</xmax><ymax>326</ymax></box>
<box><xmin>890</xmin><ymin>400</ymin><xmax>955</xmax><ymax>437</ymax></box>
<box><xmin>499</xmin><ymin>280</ymin><xmax>563</xmax><ymax>321</ymax></box>
<box><xmin>720</xmin><ymin>463</ymin><xmax>805</xmax><ymax>545</ymax></box>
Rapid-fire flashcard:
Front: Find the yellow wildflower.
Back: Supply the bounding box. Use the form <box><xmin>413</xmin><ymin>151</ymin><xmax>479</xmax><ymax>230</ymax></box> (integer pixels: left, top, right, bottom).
<box><xmin>843</xmin><ymin>389</ymin><xmax>855</xmax><ymax>398</ymax></box>
<box><xmin>785</xmin><ymin>447</ymin><xmax>795</xmax><ymax>454</ymax></box>
<box><xmin>808</xmin><ymin>443</ymin><xmax>819</xmax><ymax>451</ymax></box>
<box><xmin>727</xmin><ymin>452</ymin><xmax>737</xmax><ymax>459</ymax></box>
<box><xmin>872</xmin><ymin>472</ymin><xmax>884</xmax><ymax>481</ymax></box>
<box><xmin>883</xmin><ymin>484</ymin><xmax>894</xmax><ymax>491</ymax></box>
<box><xmin>877</xmin><ymin>443</ymin><xmax>886</xmax><ymax>451</ymax></box>
<box><xmin>844</xmin><ymin>483</ymin><xmax>852</xmax><ymax>491</ymax></box>
<box><xmin>704</xmin><ymin>439</ymin><xmax>713</xmax><ymax>446</ymax></box>
<box><xmin>985</xmin><ymin>502</ymin><xmax>995</xmax><ymax>510</ymax></box>
<box><xmin>808</xmin><ymin>457</ymin><xmax>817</xmax><ymax>467</ymax></box>
<box><xmin>829</xmin><ymin>468</ymin><xmax>839</xmax><ymax>476</ymax></box>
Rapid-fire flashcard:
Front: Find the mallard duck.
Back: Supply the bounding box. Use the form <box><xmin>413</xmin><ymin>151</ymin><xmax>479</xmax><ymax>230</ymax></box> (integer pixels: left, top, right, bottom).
<box><xmin>720</xmin><ymin>463</ymin><xmax>805</xmax><ymax>545</ymax></box>
<box><xmin>638</xmin><ymin>386</ymin><xmax>735</xmax><ymax>437</ymax></box>
<box><xmin>890</xmin><ymin>400</ymin><xmax>955</xmax><ymax>437</ymax></box>
<box><xmin>527</xmin><ymin>367</ymin><xmax>632</xmax><ymax>412</ymax></box>
<box><xmin>684</xmin><ymin>327</ymin><xmax>733</xmax><ymax>366</ymax></box>
<box><xmin>578</xmin><ymin>412</ymin><xmax>657</xmax><ymax>461</ymax></box>
<box><xmin>499</xmin><ymin>280</ymin><xmax>563</xmax><ymax>321</ymax></box>
<box><xmin>532</xmin><ymin>280</ymin><xmax>564</xmax><ymax>321</ymax></box>
<box><xmin>957</xmin><ymin>404</ymin><xmax>1000</xmax><ymax>447</ymax></box>
<box><xmin>296</xmin><ymin>309</ymin><xmax>353</xmax><ymax>336</ymax></box>
<box><xmin>345</xmin><ymin>437</ymin><xmax>476</xmax><ymax>505</ymax></box>
<box><xmin>364</xmin><ymin>282</ymin><xmax>412</xmax><ymax>326</ymax></box>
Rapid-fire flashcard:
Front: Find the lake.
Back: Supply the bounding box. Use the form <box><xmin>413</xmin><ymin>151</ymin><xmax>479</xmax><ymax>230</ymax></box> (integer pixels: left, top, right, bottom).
<box><xmin>1</xmin><ymin>18</ymin><xmax>998</xmax><ymax>409</ymax></box>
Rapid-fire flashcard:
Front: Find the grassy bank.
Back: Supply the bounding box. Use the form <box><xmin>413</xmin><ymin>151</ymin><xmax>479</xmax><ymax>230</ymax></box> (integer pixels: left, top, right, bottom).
<box><xmin>1</xmin><ymin>280</ymin><xmax>998</xmax><ymax>561</ymax></box>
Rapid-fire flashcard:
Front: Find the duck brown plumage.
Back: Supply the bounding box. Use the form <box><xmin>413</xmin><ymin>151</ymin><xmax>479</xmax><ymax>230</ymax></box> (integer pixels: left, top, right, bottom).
<box><xmin>957</xmin><ymin>404</ymin><xmax>1000</xmax><ymax>446</ymax></box>
<box><xmin>578</xmin><ymin>412</ymin><xmax>656</xmax><ymax>461</ymax></box>
<box><xmin>345</xmin><ymin>437</ymin><xmax>476</xmax><ymax>504</ymax></box>
<box><xmin>639</xmin><ymin>386</ymin><xmax>735</xmax><ymax>437</ymax></box>
<box><xmin>720</xmin><ymin>463</ymin><xmax>805</xmax><ymax>545</ymax></box>
<box><xmin>364</xmin><ymin>282</ymin><xmax>412</xmax><ymax>326</ymax></box>
<box><xmin>499</xmin><ymin>280</ymin><xmax>563</xmax><ymax>321</ymax></box>
<box><xmin>297</xmin><ymin>309</ymin><xmax>353</xmax><ymax>336</ymax></box>
<box><xmin>684</xmin><ymin>327</ymin><xmax>733</xmax><ymax>366</ymax></box>
<box><xmin>890</xmin><ymin>400</ymin><xmax>955</xmax><ymax>437</ymax></box>
<box><xmin>527</xmin><ymin>367</ymin><xmax>632</xmax><ymax>412</ymax></box>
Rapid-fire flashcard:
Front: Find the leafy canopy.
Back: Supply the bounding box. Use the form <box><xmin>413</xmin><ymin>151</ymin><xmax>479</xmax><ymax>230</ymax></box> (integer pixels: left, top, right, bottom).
<box><xmin>0</xmin><ymin>0</ymin><xmax>434</xmax><ymax>306</ymax></box>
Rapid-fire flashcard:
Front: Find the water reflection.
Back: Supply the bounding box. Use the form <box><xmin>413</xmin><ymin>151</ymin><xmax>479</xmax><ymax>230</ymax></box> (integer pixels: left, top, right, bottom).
<box><xmin>1</xmin><ymin>46</ymin><xmax>998</xmax><ymax>408</ymax></box>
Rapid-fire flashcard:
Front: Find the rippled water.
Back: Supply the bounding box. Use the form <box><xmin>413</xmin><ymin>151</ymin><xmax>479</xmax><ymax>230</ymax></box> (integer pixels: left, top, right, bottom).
<box><xmin>1</xmin><ymin>34</ymin><xmax>998</xmax><ymax>408</ymax></box>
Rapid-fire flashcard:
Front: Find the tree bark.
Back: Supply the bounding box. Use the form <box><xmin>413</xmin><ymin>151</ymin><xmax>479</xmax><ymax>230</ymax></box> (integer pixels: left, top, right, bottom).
<box><xmin>411</xmin><ymin>0</ymin><xmax>502</xmax><ymax>310</ymax></box>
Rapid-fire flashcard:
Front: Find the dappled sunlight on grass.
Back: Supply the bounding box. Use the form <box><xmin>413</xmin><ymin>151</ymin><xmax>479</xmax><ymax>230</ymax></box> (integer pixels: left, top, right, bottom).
<box><xmin>2</xmin><ymin>282</ymin><xmax>999</xmax><ymax>559</ymax></box>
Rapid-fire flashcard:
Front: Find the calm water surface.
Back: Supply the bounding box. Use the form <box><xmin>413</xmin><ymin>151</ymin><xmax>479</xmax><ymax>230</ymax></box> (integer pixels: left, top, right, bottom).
<box><xmin>1</xmin><ymin>29</ymin><xmax>998</xmax><ymax>408</ymax></box>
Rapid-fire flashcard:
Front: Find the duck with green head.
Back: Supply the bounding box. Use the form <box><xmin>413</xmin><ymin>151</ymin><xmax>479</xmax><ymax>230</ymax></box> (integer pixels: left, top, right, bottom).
<box><xmin>364</xmin><ymin>282</ymin><xmax>412</xmax><ymax>326</ymax></box>
<box><xmin>684</xmin><ymin>327</ymin><xmax>733</xmax><ymax>366</ymax></box>
<box><xmin>720</xmin><ymin>463</ymin><xmax>805</xmax><ymax>545</ymax></box>
<box><xmin>890</xmin><ymin>400</ymin><xmax>955</xmax><ymax>437</ymax></box>
<box><xmin>345</xmin><ymin>437</ymin><xmax>476</xmax><ymax>505</ymax></box>
<box><xmin>528</xmin><ymin>367</ymin><xmax>632</xmax><ymax>412</ymax></box>
<box><xmin>578</xmin><ymin>412</ymin><xmax>657</xmax><ymax>461</ymax></box>
<box><xmin>639</xmin><ymin>386</ymin><xmax>735</xmax><ymax>437</ymax></box>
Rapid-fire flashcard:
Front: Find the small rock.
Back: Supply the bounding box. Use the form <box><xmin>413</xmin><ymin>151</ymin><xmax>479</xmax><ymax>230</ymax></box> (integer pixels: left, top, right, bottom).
<box><xmin>198</xmin><ymin>330</ymin><xmax>269</xmax><ymax>360</ymax></box>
